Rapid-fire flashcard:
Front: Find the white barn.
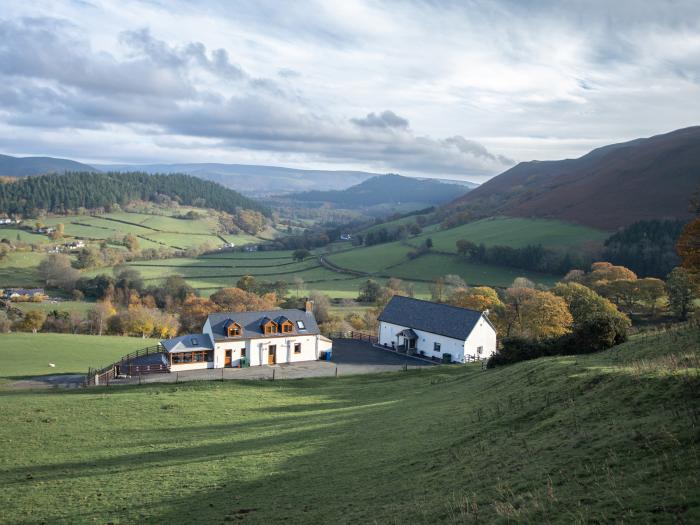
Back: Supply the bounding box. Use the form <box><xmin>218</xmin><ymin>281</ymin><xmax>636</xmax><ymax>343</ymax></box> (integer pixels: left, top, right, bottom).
<box><xmin>377</xmin><ymin>296</ymin><xmax>497</xmax><ymax>363</ymax></box>
<box><xmin>160</xmin><ymin>302</ymin><xmax>332</xmax><ymax>371</ymax></box>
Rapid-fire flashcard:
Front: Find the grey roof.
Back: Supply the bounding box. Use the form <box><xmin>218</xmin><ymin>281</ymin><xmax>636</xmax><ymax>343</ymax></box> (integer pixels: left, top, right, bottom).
<box><xmin>161</xmin><ymin>333</ymin><xmax>214</xmax><ymax>353</ymax></box>
<box><xmin>207</xmin><ymin>309</ymin><xmax>320</xmax><ymax>341</ymax></box>
<box><xmin>378</xmin><ymin>296</ymin><xmax>487</xmax><ymax>341</ymax></box>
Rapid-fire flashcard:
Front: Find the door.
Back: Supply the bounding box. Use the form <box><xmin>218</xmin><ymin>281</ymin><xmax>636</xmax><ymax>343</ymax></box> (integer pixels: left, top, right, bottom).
<box><xmin>268</xmin><ymin>345</ymin><xmax>276</xmax><ymax>365</ymax></box>
<box><xmin>224</xmin><ymin>350</ymin><xmax>232</xmax><ymax>367</ymax></box>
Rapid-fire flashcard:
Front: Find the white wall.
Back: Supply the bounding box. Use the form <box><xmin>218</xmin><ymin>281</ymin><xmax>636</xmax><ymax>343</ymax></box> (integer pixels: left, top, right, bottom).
<box><xmin>463</xmin><ymin>317</ymin><xmax>497</xmax><ymax>360</ymax></box>
<box><xmin>379</xmin><ymin>317</ymin><xmax>496</xmax><ymax>363</ymax></box>
<box><xmin>170</xmin><ymin>360</ymin><xmax>214</xmax><ymax>371</ymax></box>
<box><xmin>215</xmin><ymin>335</ymin><xmax>326</xmax><ymax>367</ymax></box>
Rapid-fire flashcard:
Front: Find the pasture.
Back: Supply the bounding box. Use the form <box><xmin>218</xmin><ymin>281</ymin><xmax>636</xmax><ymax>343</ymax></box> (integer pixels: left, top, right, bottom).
<box><xmin>0</xmin><ymin>332</ymin><xmax>156</xmax><ymax>382</ymax></box>
<box><xmin>0</xmin><ymin>326</ymin><xmax>697</xmax><ymax>523</ymax></box>
<box><xmin>412</xmin><ymin>217</ymin><xmax>609</xmax><ymax>252</ymax></box>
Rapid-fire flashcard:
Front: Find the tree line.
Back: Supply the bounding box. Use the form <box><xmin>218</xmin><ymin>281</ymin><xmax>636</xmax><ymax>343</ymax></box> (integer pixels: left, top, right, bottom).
<box><xmin>0</xmin><ymin>171</ymin><xmax>269</xmax><ymax>217</ymax></box>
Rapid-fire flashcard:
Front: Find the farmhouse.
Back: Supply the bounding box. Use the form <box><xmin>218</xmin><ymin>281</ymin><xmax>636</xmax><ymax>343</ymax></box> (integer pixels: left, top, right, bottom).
<box><xmin>377</xmin><ymin>296</ymin><xmax>497</xmax><ymax>363</ymax></box>
<box><xmin>159</xmin><ymin>302</ymin><xmax>333</xmax><ymax>370</ymax></box>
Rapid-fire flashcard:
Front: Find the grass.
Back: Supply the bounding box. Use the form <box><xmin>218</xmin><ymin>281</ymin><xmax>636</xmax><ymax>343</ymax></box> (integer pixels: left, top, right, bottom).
<box><xmin>385</xmin><ymin>253</ymin><xmax>560</xmax><ymax>287</ymax></box>
<box><xmin>0</xmin><ymin>251</ymin><xmax>46</xmax><ymax>288</ymax></box>
<box><xmin>0</xmin><ymin>325</ymin><xmax>697</xmax><ymax>523</ymax></box>
<box><xmin>411</xmin><ymin>217</ymin><xmax>609</xmax><ymax>252</ymax></box>
<box><xmin>12</xmin><ymin>300</ymin><xmax>95</xmax><ymax>315</ymax></box>
<box><xmin>0</xmin><ymin>333</ymin><xmax>157</xmax><ymax>381</ymax></box>
<box><xmin>0</xmin><ymin>227</ymin><xmax>48</xmax><ymax>244</ymax></box>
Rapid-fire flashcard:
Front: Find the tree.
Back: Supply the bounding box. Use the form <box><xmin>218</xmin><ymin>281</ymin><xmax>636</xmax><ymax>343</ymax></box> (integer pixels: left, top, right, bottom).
<box><xmin>236</xmin><ymin>275</ymin><xmax>258</xmax><ymax>293</ymax></box>
<box><xmin>49</xmin><ymin>223</ymin><xmax>64</xmax><ymax>241</ymax></box>
<box><xmin>430</xmin><ymin>277</ymin><xmax>445</xmax><ymax>302</ymax></box>
<box><xmin>87</xmin><ymin>300</ymin><xmax>116</xmax><ymax>336</ymax></box>
<box><xmin>519</xmin><ymin>291</ymin><xmax>573</xmax><ymax>340</ymax></box>
<box><xmin>443</xmin><ymin>274</ymin><xmax>467</xmax><ymax>294</ymax></box>
<box><xmin>292</xmin><ymin>249</ymin><xmax>311</xmax><ymax>262</ymax></box>
<box><xmin>636</xmin><ymin>278</ymin><xmax>667</xmax><ymax>317</ymax></box>
<box><xmin>210</xmin><ymin>287</ymin><xmax>277</xmax><ymax>312</ymax></box>
<box><xmin>425</xmin><ymin>238</ymin><xmax>433</xmax><ymax>249</ymax></box>
<box><xmin>15</xmin><ymin>310</ymin><xmax>46</xmax><ymax>333</ymax></box>
<box><xmin>308</xmin><ymin>291</ymin><xmax>331</xmax><ymax>324</ymax></box>
<box><xmin>124</xmin><ymin>233</ymin><xmax>140</xmax><ymax>252</ymax></box>
<box><xmin>586</xmin><ymin>262</ymin><xmax>637</xmax><ymax>287</ymax></box>
<box><xmin>292</xmin><ymin>276</ymin><xmax>305</xmax><ymax>298</ymax></box>
<box><xmin>667</xmin><ymin>267</ymin><xmax>696</xmax><ymax>320</ymax></box>
<box><xmin>447</xmin><ymin>286</ymin><xmax>502</xmax><ymax>311</ymax></box>
<box><xmin>180</xmin><ymin>295</ymin><xmax>217</xmax><ymax>333</ymax></box>
<box><xmin>37</xmin><ymin>253</ymin><xmax>80</xmax><ymax>291</ymax></box>
<box><xmin>676</xmin><ymin>217</ymin><xmax>700</xmax><ymax>281</ymax></box>
<box><xmin>0</xmin><ymin>311</ymin><xmax>12</xmax><ymax>333</ymax></box>
<box><xmin>358</xmin><ymin>279</ymin><xmax>382</xmax><ymax>303</ymax></box>
<box><xmin>456</xmin><ymin>239</ymin><xmax>476</xmax><ymax>258</ymax></box>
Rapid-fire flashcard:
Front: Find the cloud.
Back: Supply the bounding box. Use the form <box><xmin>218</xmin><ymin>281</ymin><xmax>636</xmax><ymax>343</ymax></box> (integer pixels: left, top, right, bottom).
<box><xmin>0</xmin><ymin>0</ymin><xmax>699</xmax><ymax>176</ymax></box>
<box><xmin>351</xmin><ymin>110</ymin><xmax>409</xmax><ymax>130</ymax></box>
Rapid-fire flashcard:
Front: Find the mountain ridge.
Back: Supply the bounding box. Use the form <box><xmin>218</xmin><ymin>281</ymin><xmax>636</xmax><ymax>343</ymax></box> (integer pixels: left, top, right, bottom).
<box><xmin>447</xmin><ymin>126</ymin><xmax>700</xmax><ymax>229</ymax></box>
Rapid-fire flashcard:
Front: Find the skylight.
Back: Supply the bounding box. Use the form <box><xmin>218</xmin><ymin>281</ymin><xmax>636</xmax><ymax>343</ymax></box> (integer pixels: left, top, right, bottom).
<box><xmin>296</xmin><ymin>320</ymin><xmax>306</xmax><ymax>330</ymax></box>
<box><xmin>191</xmin><ymin>338</ymin><xmax>198</xmax><ymax>345</ymax></box>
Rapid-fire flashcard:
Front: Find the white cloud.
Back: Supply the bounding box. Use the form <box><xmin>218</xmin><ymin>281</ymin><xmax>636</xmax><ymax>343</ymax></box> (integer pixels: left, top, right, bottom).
<box><xmin>0</xmin><ymin>0</ymin><xmax>699</xmax><ymax>178</ymax></box>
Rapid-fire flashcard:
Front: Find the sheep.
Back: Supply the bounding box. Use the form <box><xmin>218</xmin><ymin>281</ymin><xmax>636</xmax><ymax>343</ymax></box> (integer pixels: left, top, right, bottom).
<box><xmin>48</xmin><ymin>363</ymin><xmax>56</xmax><ymax>368</ymax></box>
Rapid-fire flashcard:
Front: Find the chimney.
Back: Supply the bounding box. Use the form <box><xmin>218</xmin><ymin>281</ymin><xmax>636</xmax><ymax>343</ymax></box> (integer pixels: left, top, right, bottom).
<box><xmin>305</xmin><ymin>300</ymin><xmax>314</xmax><ymax>314</ymax></box>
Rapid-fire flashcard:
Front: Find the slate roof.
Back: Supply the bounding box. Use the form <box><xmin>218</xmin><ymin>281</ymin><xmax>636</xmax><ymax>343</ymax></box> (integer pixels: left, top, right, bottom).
<box><xmin>161</xmin><ymin>333</ymin><xmax>214</xmax><ymax>353</ymax></box>
<box><xmin>207</xmin><ymin>309</ymin><xmax>320</xmax><ymax>341</ymax></box>
<box><xmin>378</xmin><ymin>296</ymin><xmax>488</xmax><ymax>341</ymax></box>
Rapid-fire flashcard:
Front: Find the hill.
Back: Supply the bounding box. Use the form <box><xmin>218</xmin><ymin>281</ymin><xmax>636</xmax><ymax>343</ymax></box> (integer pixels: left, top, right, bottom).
<box><xmin>0</xmin><ymin>324</ymin><xmax>698</xmax><ymax>523</ymax></box>
<box><xmin>99</xmin><ymin>162</ymin><xmax>378</xmax><ymax>196</ymax></box>
<box><xmin>448</xmin><ymin>126</ymin><xmax>700</xmax><ymax>229</ymax></box>
<box><xmin>0</xmin><ymin>171</ymin><xmax>269</xmax><ymax>216</ymax></box>
<box><xmin>286</xmin><ymin>174</ymin><xmax>474</xmax><ymax>207</ymax></box>
<box><xmin>0</xmin><ymin>154</ymin><xmax>98</xmax><ymax>177</ymax></box>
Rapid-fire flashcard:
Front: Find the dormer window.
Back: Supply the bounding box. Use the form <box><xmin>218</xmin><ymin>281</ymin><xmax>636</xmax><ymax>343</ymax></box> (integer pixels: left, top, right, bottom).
<box><xmin>261</xmin><ymin>318</ymin><xmax>278</xmax><ymax>334</ymax></box>
<box><xmin>282</xmin><ymin>322</ymin><xmax>293</xmax><ymax>333</ymax></box>
<box><xmin>224</xmin><ymin>320</ymin><xmax>242</xmax><ymax>337</ymax></box>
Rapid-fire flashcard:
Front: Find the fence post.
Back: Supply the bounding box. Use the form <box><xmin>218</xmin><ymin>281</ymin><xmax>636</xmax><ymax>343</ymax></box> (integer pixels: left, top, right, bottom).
<box><xmin>335</xmin><ymin>367</ymin><xmax>338</xmax><ymax>378</ymax></box>
<box><xmin>222</xmin><ymin>368</ymin><xmax>225</xmax><ymax>382</ymax></box>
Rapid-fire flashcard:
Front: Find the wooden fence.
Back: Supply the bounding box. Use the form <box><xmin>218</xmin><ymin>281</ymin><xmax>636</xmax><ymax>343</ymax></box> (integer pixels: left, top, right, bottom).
<box><xmin>327</xmin><ymin>331</ymin><xmax>378</xmax><ymax>343</ymax></box>
<box><xmin>86</xmin><ymin>344</ymin><xmax>166</xmax><ymax>386</ymax></box>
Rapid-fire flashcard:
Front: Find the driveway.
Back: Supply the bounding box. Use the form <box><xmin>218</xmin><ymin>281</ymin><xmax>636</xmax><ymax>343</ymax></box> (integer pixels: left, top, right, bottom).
<box><xmin>107</xmin><ymin>339</ymin><xmax>435</xmax><ymax>386</ymax></box>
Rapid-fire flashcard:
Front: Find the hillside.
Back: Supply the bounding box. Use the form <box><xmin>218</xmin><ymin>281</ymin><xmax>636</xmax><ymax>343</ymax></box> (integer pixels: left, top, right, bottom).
<box><xmin>0</xmin><ymin>325</ymin><xmax>698</xmax><ymax>523</ymax></box>
<box><xmin>0</xmin><ymin>171</ymin><xmax>269</xmax><ymax>216</ymax></box>
<box><xmin>0</xmin><ymin>154</ymin><xmax>98</xmax><ymax>177</ymax></box>
<box><xmin>100</xmin><ymin>162</ymin><xmax>378</xmax><ymax>196</ymax></box>
<box><xmin>449</xmin><ymin>126</ymin><xmax>700</xmax><ymax>229</ymax></box>
<box><xmin>286</xmin><ymin>174</ymin><xmax>473</xmax><ymax>207</ymax></box>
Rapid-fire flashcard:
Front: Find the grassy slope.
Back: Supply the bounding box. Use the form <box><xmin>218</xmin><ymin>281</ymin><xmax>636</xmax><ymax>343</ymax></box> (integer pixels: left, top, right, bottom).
<box><xmin>0</xmin><ymin>251</ymin><xmax>46</xmax><ymax>287</ymax></box>
<box><xmin>0</xmin><ymin>326</ymin><xmax>697</xmax><ymax>524</ymax></box>
<box><xmin>0</xmin><ymin>333</ymin><xmax>157</xmax><ymax>380</ymax></box>
<box><xmin>412</xmin><ymin>217</ymin><xmax>608</xmax><ymax>252</ymax></box>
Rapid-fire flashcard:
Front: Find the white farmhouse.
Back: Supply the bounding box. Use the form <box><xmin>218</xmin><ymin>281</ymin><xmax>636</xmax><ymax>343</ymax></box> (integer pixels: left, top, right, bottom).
<box><xmin>159</xmin><ymin>302</ymin><xmax>332</xmax><ymax>371</ymax></box>
<box><xmin>377</xmin><ymin>296</ymin><xmax>497</xmax><ymax>363</ymax></box>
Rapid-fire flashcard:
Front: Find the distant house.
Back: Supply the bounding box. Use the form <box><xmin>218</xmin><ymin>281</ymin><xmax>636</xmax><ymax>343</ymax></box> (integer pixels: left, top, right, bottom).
<box><xmin>159</xmin><ymin>302</ymin><xmax>332</xmax><ymax>370</ymax></box>
<box><xmin>243</xmin><ymin>245</ymin><xmax>258</xmax><ymax>252</ymax></box>
<box><xmin>377</xmin><ymin>296</ymin><xmax>497</xmax><ymax>363</ymax></box>
<box><xmin>64</xmin><ymin>240</ymin><xmax>85</xmax><ymax>251</ymax></box>
<box><xmin>3</xmin><ymin>288</ymin><xmax>47</xmax><ymax>301</ymax></box>
<box><xmin>339</xmin><ymin>233</ymin><xmax>352</xmax><ymax>241</ymax></box>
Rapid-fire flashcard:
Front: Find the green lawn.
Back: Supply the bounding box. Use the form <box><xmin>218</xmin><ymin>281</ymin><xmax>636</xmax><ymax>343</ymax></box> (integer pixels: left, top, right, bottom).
<box><xmin>0</xmin><ymin>326</ymin><xmax>697</xmax><ymax>523</ymax></box>
<box><xmin>413</xmin><ymin>216</ymin><xmax>609</xmax><ymax>252</ymax></box>
<box><xmin>326</xmin><ymin>241</ymin><xmax>412</xmax><ymax>273</ymax></box>
<box><xmin>12</xmin><ymin>300</ymin><xmax>95</xmax><ymax>315</ymax></box>
<box><xmin>0</xmin><ymin>333</ymin><xmax>156</xmax><ymax>380</ymax></box>
<box><xmin>0</xmin><ymin>227</ymin><xmax>48</xmax><ymax>244</ymax></box>
<box><xmin>0</xmin><ymin>251</ymin><xmax>46</xmax><ymax>288</ymax></box>
<box><xmin>384</xmin><ymin>253</ymin><xmax>560</xmax><ymax>287</ymax></box>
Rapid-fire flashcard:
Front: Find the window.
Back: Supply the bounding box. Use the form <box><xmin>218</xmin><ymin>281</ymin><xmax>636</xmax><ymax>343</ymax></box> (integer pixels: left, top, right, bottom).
<box><xmin>477</xmin><ymin>346</ymin><xmax>483</xmax><ymax>355</ymax></box>
<box><xmin>294</xmin><ymin>343</ymin><xmax>301</xmax><ymax>354</ymax></box>
<box><xmin>191</xmin><ymin>338</ymin><xmax>198</xmax><ymax>345</ymax></box>
<box><xmin>296</xmin><ymin>320</ymin><xmax>306</xmax><ymax>330</ymax></box>
<box><xmin>172</xmin><ymin>351</ymin><xmax>213</xmax><ymax>364</ymax></box>
<box><xmin>265</xmin><ymin>323</ymin><xmax>277</xmax><ymax>334</ymax></box>
<box><xmin>283</xmin><ymin>323</ymin><xmax>293</xmax><ymax>333</ymax></box>
<box><xmin>434</xmin><ymin>342</ymin><xmax>441</xmax><ymax>353</ymax></box>
<box><xmin>241</xmin><ymin>348</ymin><xmax>246</xmax><ymax>358</ymax></box>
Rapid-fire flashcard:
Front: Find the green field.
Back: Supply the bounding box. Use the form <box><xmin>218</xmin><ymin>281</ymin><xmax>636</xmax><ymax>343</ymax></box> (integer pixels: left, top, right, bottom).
<box><xmin>0</xmin><ymin>227</ymin><xmax>48</xmax><ymax>244</ymax></box>
<box><xmin>412</xmin><ymin>217</ymin><xmax>609</xmax><ymax>252</ymax></box>
<box><xmin>0</xmin><ymin>326</ymin><xmax>697</xmax><ymax>523</ymax></box>
<box><xmin>385</xmin><ymin>253</ymin><xmax>559</xmax><ymax>287</ymax></box>
<box><xmin>0</xmin><ymin>251</ymin><xmax>46</xmax><ymax>288</ymax></box>
<box><xmin>0</xmin><ymin>333</ymin><xmax>156</xmax><ymax>381</ymax></box>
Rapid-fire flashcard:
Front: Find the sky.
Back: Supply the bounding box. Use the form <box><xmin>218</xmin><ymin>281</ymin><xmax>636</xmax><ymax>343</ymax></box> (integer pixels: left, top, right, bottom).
<box><xmin>1</xmin><ymin>0</ymin><xmax>699</xmax><ymax>182</ymax></box>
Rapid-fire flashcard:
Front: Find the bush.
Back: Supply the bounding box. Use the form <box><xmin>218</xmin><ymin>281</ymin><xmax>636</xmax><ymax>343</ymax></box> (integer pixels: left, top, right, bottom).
<box><xmin>442</xmin><ymin>353</ymin><xmax>453</xmax><ymax>364</ymax></box>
